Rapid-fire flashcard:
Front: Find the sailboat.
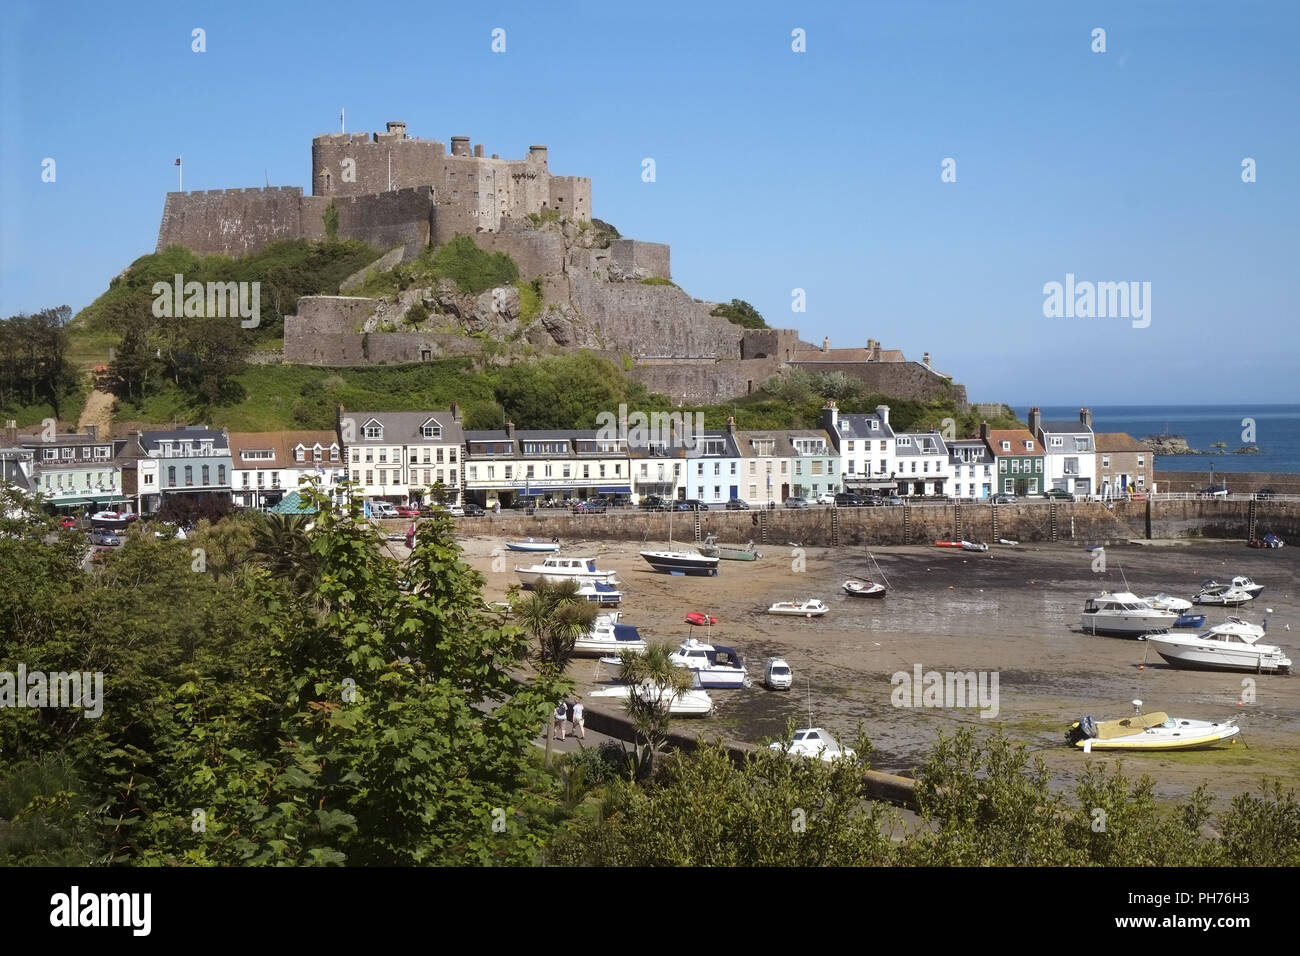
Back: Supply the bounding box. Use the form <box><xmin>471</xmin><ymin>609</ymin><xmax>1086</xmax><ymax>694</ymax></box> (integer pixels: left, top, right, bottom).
<box><xmin>843</xmin><ymin>551</ymin><xmax>889</xmax><ymax>598</ymax></box>
<box><xmin>639</xmin><ymin>503</ymin><xmax>720</xmax><ymax>576</ymax></box>
<box><xmin>769</xmin><ymin>683</ymin><xmax>856</xmax><ymax>762</ymax></box>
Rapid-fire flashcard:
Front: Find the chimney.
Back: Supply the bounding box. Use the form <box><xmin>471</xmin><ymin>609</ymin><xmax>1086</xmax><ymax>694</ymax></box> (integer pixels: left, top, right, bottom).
<box><xmin>979</xmin><ymin>421</ymin><xmax>989</xmax><ymax>440</ymax></box>
<box><xmin>821</xmin><ymin>336</ymin><xmax>830</xmax><ymax>353</ymax></box>
<box><xmin>1080</xmin><ymin>407</ymin><xmax>1093</xmax><ymax>430</ymax></box>
<box><xmin>876</xmin><ymin>404</ymin><xmax>890</xmax><ymax>427</ymax></box>
<box><xmin>504</xmin><ymin>421</ymin><xmax>515</xmax><ymax>439</ymax></box>
<box><xmin>451</xmin><ymin>136</ymin><xmax>471</xmax><ymax>157</ymax></box>
<box><xmin>923</xmin><ymin>352</ymin><xmax>931</xmax><ymax>367</ymax></box>
<box><xmin>821</xmin><ymin>401</ymin><xmax>838</xmax><ymax>431</ymax></box>
<box><xmin>1028</xmin><ymin>407</ymin><xmax>1042</xmax><ymax>439</ymax></box>
<box><xmin>726</xmin><ymin>416</ymin><xmax>736</xmax><ymax>435</ymax></box>
<box><xmin>84</xmin><ymin>424</ymin><xmax>98</xmax><ymax>441</ymax></box>
<box><xmin>4</xmin><ymin>420</ymin><xmax>16</xmax><ymax>446</ymax></box>
<box><xmin>451</xmin><ymin>401</ymin><xmax>461</xmax><ymax>423</ymax></box>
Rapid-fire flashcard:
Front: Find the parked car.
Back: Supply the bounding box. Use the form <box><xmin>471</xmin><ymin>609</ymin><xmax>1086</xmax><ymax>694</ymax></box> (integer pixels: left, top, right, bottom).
<box><xmin>639</xmin><ymin>495</ymin><xmax>671</xmax><ymax>512</ymax></box>
<box><xmin>724</xmin><ymin>498</ymin><xmax>750</xmax><ymax>510</ymax></box>
<box><xmin>883</xmin><ymin>494</ymin><xmax>905</xmax><ymax>506</ymax></box>
<box><xmin>573</xmin><ymin>499</ymin><xmax>608</xmax><ymax>514</ymax></box>
<box><xmin>394</xmin><ymin>505</ymin><xmax>420</xmax><ymax>517</ymax></box>
<box><xmin>461</xmin><ymin>503</ymin><xmax>486</xmax><ymax>517</ymax></box>
<box><xmin>1256</xmin><ymin>488</ymin><xmax>1275</xmax><ymax>500</ymax></box>
<box><xmin>443</xmin><ymin>504</ymin><xmax>465</xmax><ymax>517</ymax></box>
<box><xmin>672</xmin><ymin>499</ymin><xmax>708</xmax><ymax>512</ymax></box>
<box><xmin>1042</xmin><ymin>489</ymin><xmax>1073</xmax><ymax>501</ymax></box>
<box><xmin>814</xmin><ymin>492</ymin><xmax>836</xmax><ymax>505</ymax></box>
<box><xmin>784</xmin><ymin>496</ymin><xmax>809</xmax><ymax>510</ymax></box>
<box><xmin>90</xmin><ymin>530</ymin><xmax>122</xmax><ymax>547</ymax></box>
<box><xmin>59</xmin><ymin>517</ymin><xmax>78</xmax><ymax>529</ymax></box>
<box><xmin>834</xmin><ymin>493</ymin><xmax>865</xmax><ymax>507</ymax></box>
<box><xmin>993</xmin><ymin>493</ymin><xmax>1017</xmax><ymax>504</ymax></box>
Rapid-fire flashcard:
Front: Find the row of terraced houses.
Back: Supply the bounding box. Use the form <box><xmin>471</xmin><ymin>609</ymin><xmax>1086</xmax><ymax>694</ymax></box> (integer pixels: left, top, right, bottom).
<box><xmin>1</xmin><ymin>404</ymin><xmax>1153</xmax><ymax>515</ymax></box>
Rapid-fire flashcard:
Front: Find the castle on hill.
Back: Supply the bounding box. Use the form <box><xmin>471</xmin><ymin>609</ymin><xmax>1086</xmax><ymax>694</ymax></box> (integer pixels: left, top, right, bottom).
<box><xmin>153</xmin><ymin>122</ymin><xmax>965</xmax><ymax>408</ymax></box>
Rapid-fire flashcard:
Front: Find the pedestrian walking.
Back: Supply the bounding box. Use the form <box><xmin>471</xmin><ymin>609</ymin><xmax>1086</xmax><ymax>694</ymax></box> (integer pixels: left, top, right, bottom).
<box><xmin>552</xmin><ymin>701</ymin><xmax>567</xmax><ymax>740</ymax></box>
<box><xmin>571</xmin><ymin>701</ymin><xmax>585</xmax><ymax>739</ymax></box>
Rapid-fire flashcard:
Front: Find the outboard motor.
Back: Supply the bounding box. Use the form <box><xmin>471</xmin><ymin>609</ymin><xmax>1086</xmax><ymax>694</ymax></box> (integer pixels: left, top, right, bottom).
<box><xmin>1066</xmin><ymin>715</ymin><xmax>1099</xmax><ymax>745</ymax></box>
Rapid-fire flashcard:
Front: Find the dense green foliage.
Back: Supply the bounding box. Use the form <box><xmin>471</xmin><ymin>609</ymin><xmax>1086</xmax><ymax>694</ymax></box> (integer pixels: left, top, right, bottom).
<box><xmin>0</xmin><ymin>305</ymin><xmax>81</xmax><ymax>423</ymax></box>
<box><xmin>710</xmin><ymin>298</ymin><xmax>768</xmax><ymax>329</ymax></box>
<box><xmin>353</xmin><ymin>236</ymin><xmax>520</xmax><ymax>299</ymax></box>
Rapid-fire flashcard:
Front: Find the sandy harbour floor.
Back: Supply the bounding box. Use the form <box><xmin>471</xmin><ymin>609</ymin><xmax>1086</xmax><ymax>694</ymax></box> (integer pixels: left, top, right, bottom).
<box><xmin>449</xmin><ymin>531</ymin><xmax>1300</xmax><ymax>806</ymax></box>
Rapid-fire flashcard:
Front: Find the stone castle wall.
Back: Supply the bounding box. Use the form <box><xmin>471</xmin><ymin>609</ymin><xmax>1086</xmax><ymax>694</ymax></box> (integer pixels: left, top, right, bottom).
<box><xmin>785</xmin><ymin>359</ymin><xmax>968</xmax><ymax>410</ymax></box>
<box><xmin>629</xmin><ymin>357</ymin><xmax>784</xmax><ymax>403</ymax></box>
<box><xmin>156</xmin><ymin>187</ymin><xmax>305</xmax><ymax>257</ymax></box>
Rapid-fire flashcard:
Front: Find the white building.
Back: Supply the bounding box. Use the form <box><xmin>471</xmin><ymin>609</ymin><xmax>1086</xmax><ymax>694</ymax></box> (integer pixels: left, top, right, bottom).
<box><xmin>893</xmin><ymin>432</ymin><xmax>951</xmax><ymax>497</ymax></box>
<box><xmin>821</xmin><ymin>401</ymin><xmax>898</xmax><ymax>495</ymax></box>
<box><xmin>1030</xmin><ymin>407</ymin><xmax>1097</xmax><ymax>498</ymax></box>
<box><xmin>463</xmin><ymin>424</ymin><xmax>630</xmax><ymax>506</ymax></box>
<box><xmin>228</xmin><ymin>431</ymin><xmax>345</xmax><ymax>510</ymax></box>
<box><xmin>947</xmin><ymin>437</ymin><xmax>993</xmax><ymax>499</ymax></box>
<box><xmin>735</xmin><ymin>427</ymin><xmax>839</xmax><ymax>504</ymax></box>
<box><xmin>340</xmin><ymin>406</ymin><xmax>465</xmax><ymax>506</ymax></box>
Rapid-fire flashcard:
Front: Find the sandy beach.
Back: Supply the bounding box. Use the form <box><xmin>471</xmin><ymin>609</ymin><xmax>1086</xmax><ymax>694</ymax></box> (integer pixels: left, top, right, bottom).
<box><xmin>449</xmin><ymin>529</ymin><xmax>1300</xmax><ymax>806</ymax></box>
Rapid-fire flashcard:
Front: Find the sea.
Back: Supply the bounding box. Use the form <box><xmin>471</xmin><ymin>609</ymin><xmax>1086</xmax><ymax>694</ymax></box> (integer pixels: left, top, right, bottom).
<box><xmin>1029</xmin><ymin>404</ymin><xmax>1300</xmax><ymax>474</ymax></box>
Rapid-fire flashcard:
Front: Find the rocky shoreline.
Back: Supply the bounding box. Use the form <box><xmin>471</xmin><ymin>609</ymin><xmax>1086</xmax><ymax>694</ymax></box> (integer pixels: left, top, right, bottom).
<box><xmin>1141</xmin><ymin>434</ymin><xmax>1261</xmax><ymax>456</ymax></box>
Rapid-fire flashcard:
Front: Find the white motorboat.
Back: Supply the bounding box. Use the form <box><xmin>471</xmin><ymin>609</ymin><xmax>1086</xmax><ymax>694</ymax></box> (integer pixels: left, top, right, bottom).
<box><xmin>1193</xmin><ymin>583</ymin><xmax>1254</xmax><ymax>607</ymax></box>
<box><xmin>769</xmin><ymin>727</ymin><xmax>856</xmax><ymax>763</ymax></box>
<box><xmin>669</xmin><ymin>638</ymin><xmax>747</xmax><ymax>688</ymax></box>
<box><xmin>842</xmin><ymin>579</ymin><xmax>886</xmax><ymax>599</ymax></box>
<box><xmin>572</xmin><ymin>620</ymin><xmax>647</xmax><ymax>658</ymax></box>
<box><xmin>1145</xmin><ymin>618</ymin><xmax>1290</xmax><ymax>673</ymax></box>
<box><xmin>505</xmin><ymin>538</ymin><xmax>560</xmax><ymax>553</ymax></box>
<box><xmin>586</xmin><ymin>681</ymin><xmax>714</xmax><ymax>717</ymax></box>
<box><xmin>1080</xmin><ymin>591</ymin><xmax>1178</xmax><ymax>637</ymax></box>
<box><xmin>1066</xmin><ymin>700</ymin><xmax>1241</xmax><ymax>751</ymax></box>
<box><xmin>767</xmin><ymin>598</ymin><xmax>829</xmax><ymax>617</ymax></box>
<box><xmin>515</xmin><ymin>556</ymin><xmax>619</xmax><ymax>588</ymax></box>
<box><xmin>961</xmin><ymin>540</ymin><xmax>989</xmax><ymax>552</ymax></box>
<box><xmin>575</xmin><ymin>581</ymin><xmax>622</xmax><ymax>606</ymax></box>
<box><xmin>1228</xmin><ymin>576</ymin><xmax>1265</xmax><ymax>598</ymax></box>
<box><xmin>1144</xmin><ymin>593</ymin><xmax>1193</xmax><ymax>614</ymax></box>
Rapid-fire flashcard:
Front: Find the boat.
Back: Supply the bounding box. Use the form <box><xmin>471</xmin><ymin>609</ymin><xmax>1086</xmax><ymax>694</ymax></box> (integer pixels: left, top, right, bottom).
<box><xmin>640</xmin><ymin>549</ymin><xmax>720</xmax><ymax>576</ymax></box>
<box><xmin>1145</xmin><ymin>593</ymin><xmax>1193</xmax><ymax>614</ymax></box>
<box><xmin>998</xmin><ymin>538</ymin><xmax>1019</xmax><ymax>546</ymax></box>
<box><xmin>1080</xmin><ymin>592</ymin><xmax>1179</xmax><ymax>636</ymax></box>
<box><xmin>767</xmin><ymin>598</ymin><xmax>829</xmax><ymax>617</ymax></box>
<box><xmin>1228</xmin><ymin>576</ymin><xmax>1265</xmax><ymax>598</ymax></box>
<box><xmin>1193</xmin><ymin>583</ymin><xmax>1255</xmax><ymax>607</ymax></box>
<box><xmin>89</xmin><ymin>510</ymin><xmax>137</xmax><ymax>530</ymax></box>
<box><xmin>1172</xmin><ymin>613</ymin><xmax>1206</xmax><ymax>629</ymax></box>
<box><xmin>669</xmin><ymin>638</ymin><xmax>747</xmax><ymax>688</ymax></box>
<box><xmin>1247</xmin><ymin>533</ymin><xmax>1284</xmax><ymax>549</ymax></box>
<box><xmin>1066</xmin><ymin>700</ymin><xmax>1241</xmax><ymax>751</ymax></box>
<box><xmin>700</xmin><ymin>534</ymin><xmax>760</xmax><ymax>561</ymax></box>
<box><xmin>961</xmin><ymin>540</ymin><xmax>989</xmax><ymax>552</ymax></box>
<box><xmin>575</xmin><ymin>581</ymin><xmax>622</xmax><ymax>606</ymax></box>
<box><xmin>935</xmin><ymin>540</ymin><xmax>964</xmax><ymax>548</ymax></box>
<box><xmin>572</xmin><ymin>620</ymin><xmax>648</xmax><ymax>658</ymax></box>
<box><xmin>1145</xmin><ymin>618</ymin><xmax>1290</xmax><ymax>673</ymax></box>
<box><xmin>640</xmin><ymin>507</ymin><xmax>721</xmax><ymax>576</ymax></box>
<box><xmin>587</xmin><ymin>681</ymin><xmax>714</xmax><ymax>717</ymax></box>
<box><xmin>769</xmin><ymin>727</ymin><xmax>856</xmax><ymax>763</ymax></box>
<box><xmin>515</xmin><ymin>556</ymin><xmax>620</xmax><ymax>588</ymax></box>
<box><xmin>505</xmin><ymin>538</ymin><xmax>560</xmax><ymax>553</ymax></box>
<box><xmin>685</xmin><ymin>612</ymin><xmax>718</xmax><ymax>627</ymax></box>
<box><xmin>843</xmin><ymin>579</ymin><xmax>886</xmax><ymax>598</ymax></box>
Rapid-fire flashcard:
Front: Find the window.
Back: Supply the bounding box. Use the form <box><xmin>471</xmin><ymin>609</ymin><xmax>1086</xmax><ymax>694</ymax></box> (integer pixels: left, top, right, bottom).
<box><xmin>846</xmin><ymin>441</ymin><xmax>854</xmax><ymax>452</ymax></box>
<box><xmin>1011</xmin><ymin>460</ymin><xmax>1020</xmax><ymax>474</ymax></box>
<box><xmin>1001</xmin><ymin>441</ymin><xmax>1010</xmax><ymax>451</ymax></box>
<box><xmin>144</xmin><ymin>474</ymin><xmax>154</xmax><ymax>486</ymax></box>
<box><xmin>1035</xmin><ymin>460</ymin><xmax>1042</xmax><ymax>472</ymax></box>
<box><xmin>639</xmin><ymin>464</ymin><xmax>647</xmax><ymax>477</ymax></box>
<box><xmin>1050</xmin><ymin>437</ymin><xmax>1063</xmax><ymax>447</ymax></box>
<box><xmin>1137</xmin><ymin>456</ymin><xmax>1145</xmax><ymax>467</ymax></box>
<box><xmin>910</xmin><ymin>461</ymin><xmax>917</xmax><ymax>473</ymax></box>
<box><xmin>295</xmin><ymin>447</ymin><xmax>305</xmax><ymax>463</ymax></box>
<box><xmin>421</xmin><ymin>423</ymin><xmax>441</xmax><ymax>440</ymax></box>
<box><xmin>364</xmin><ymin>423</ymin><xmax>382</xmax><ymax>440</ymax></box>
<box><xmin>200</xmin><ymin>464</ymin><xmax>209</xmax><ymax>485</ymax></box>
<box><xmin>183</xmin><ymin>465</ymin><xmax>193</xmax><ymax>486</ymax></box>
<box><xmin>713</xmin><ymin>462</ymin><xmax>720</xmax><ymax>476</ymax></box>
<box><xmin>488</xmin><ymin>466</ymin><xmax>495</xmax><ymax>480</ymax></box>
<box><xmin>713</xmin><ymin>486</ymin><xmax>721</xmax><ymax>499</ymax></box>
<box><xmin>378</xmin><ymin>450</ymin><xmax>388</xmax><ymax>464</ymax></box>
<box><xmin>269</xmin><ymin>470</ymin><xmax>279</xmax><ymax>487</ymax></box>
<box><xmin>697</xmin><ymin>462</ymin><xmax>704</xmax><ymax>476</ymax></box>
<box><xmin>848</xmin><ymin>461</ymin><xmax>856</xmax><ymax>474</ymax></box>
<box><xmin>505</xmin><ymin>465</ymin><xmax>513</xmax><ymax>480</ymax></box>
<box><xmin>599</xmin><ymin>464</ymin><xmax>606</xmax><ymax>478</ymax></box>
<box><xmin>1028</xmin><ymin>478</ymin><xmax>1038</xmax><ymax>493</ymax></box>
<box><xmin>1005</xmin><ymin>478</ymin><xmax>1014</xmax><ymax>493</ymax></box>
<box><xmin>352</xmin><ymin>449</ymin><xmax>360</xmax><ymax>463</ymax></box>
<box><xmin>468</xmin><ymin>466</ymin><xmax>478</xmax><ymax>480</ymax></box>
<box><xmin>1102</xmin><ymin>456</ymin><xmax>1110</xmax><ymax>468</ymax></box>
<box><xmin>377</xmin><ymin>470</ymin><xmax>385</xmax><ymax>484</ymax></box>
<box><xmin>365</xmin><ymin>470</ymin><xmax>373</xmax><ymax>484</ymax></box>
<box><xmin>1026</xmin><ymin>441</ymin><xmax>1034</xmax><ymax>451</ymax></box>
<box><xmin>999</xmin><ymin>460</ymin><xmax>1007</xmax><ymax>473</ymax></box>
<box><xmin>43</xmin><ymin>448</ymin><xmax>57</xmax><ymax>460</ymax></box>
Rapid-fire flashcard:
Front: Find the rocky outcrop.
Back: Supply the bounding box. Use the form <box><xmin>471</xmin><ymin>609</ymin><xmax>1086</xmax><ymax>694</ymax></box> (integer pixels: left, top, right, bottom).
<box><xmin>1142</xmin><ymin>434</ymin><xmax>1201</xmax><ymax>456</ymax></box>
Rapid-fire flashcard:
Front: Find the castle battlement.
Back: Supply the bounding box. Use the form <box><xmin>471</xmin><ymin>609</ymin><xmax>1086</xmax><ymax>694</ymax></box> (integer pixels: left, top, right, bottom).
<box><xmin>164</xmin><ymin>186</ymin><xmax>304</xmax><ymax>199</ymax></box>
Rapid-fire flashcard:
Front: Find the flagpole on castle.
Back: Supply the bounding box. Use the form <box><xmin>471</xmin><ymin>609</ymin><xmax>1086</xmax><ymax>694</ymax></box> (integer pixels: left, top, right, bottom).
<box><xmin>174</xmin><ymin>155</ymin><xmax>183</xmax><ymax>191</ymax></box>
<box><xmin>340</xmin><ymin>108</ymin><xmax>345</xmax><ymax>134</ymax></box>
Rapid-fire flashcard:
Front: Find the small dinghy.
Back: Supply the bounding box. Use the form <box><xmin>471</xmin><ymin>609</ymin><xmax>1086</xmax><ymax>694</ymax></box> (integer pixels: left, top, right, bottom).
<box><xmin>935</xmin><ymin>540</ymin><xmax>963</xmax><ymax>548</ymax></box>
<box><xmin>961</xmin><ymin>540</ymin><xmax>989</xmax><ymax>552</ymax></box>
<box><xmin>1065</xmin><ymin>700</ymin><xmax>1240</xmax><ymax>752</ymax></box>
<box><xmin>998</xmin><ymin>538</ymin><xmax>1019</xmax><ymax>546</ymax></box>
<box><xmin>506</xmin><ymin>538</ymin><xmax>560</xmax><ymax>553</ymax></box>
<box><xmin>842</xmin><ymin>579</ymin><xmax>886</xmax><ymax>599</ymax></box>
<box><xmin>767</xmin><ymin>599</ymin><xmax>829</xmax><ymax>618</ymax></box>
<box><xmin>685</xmin><ymin>612</ymin><xmax>718</xmax><ymax>627</ymax></box>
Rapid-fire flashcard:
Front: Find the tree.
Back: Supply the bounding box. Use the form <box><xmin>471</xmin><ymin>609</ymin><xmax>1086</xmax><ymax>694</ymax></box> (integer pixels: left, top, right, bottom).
<box><xmin>710</xmin><ymin>299</ymin><xmax>768</xmax><ymax>329</ymax></box>
<box><xmin>514</xmin><ymin>579</ymin><xmax>598</xmax><ymax>766</ymax></box>
<box><xmin>610</xmin><ymin>643</ymin><xmax>696</xmax><ymax>778</ymax></box>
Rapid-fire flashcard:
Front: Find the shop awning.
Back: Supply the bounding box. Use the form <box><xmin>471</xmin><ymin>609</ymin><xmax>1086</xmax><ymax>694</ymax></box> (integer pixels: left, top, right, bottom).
<box><xmin>591</xmin><ymin>485</ymin><xmax>632</xmax><ymax>494</ymax></box>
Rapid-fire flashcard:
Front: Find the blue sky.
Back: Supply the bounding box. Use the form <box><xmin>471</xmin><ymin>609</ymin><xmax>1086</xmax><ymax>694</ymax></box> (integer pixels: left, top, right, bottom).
<box><xmin>2</xmin><ymin>0</ymin><xmax>1296</xmax><ymax>404</ymax></box>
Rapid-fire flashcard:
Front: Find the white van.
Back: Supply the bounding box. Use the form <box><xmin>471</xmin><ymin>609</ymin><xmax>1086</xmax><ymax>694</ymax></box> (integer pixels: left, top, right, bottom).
<box><xmin>764</xmin><ymin>657</ymin><xmax>793</xmax><ymax>691</ymax></box>
<box><xmin>369</xmin><ymin>500</ymin><xmax>399</xmax><ymax>518</ymax></box>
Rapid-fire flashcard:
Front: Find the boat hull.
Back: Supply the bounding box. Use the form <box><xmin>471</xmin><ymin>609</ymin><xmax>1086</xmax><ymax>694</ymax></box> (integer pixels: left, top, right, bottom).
<box><xmin>687</xmin><ymin>670</ymin><xmax>747</xmax><ymax>689</ymax></box>
<box><xmin>1147</xmin><ymin>640</ymin><xmax>1292</xmax><ymax>674</ymax></box>
<box><xmin>506</xmin><ymin>540</ymin><xmax>560</xmax><ymax>553</ymax></box>
<box><xmin>517</xmin><ymin>569</ymin><xmax>619</xmax><ymax>587</ymax></box>
<box><xmin>1080</xmin><ymin>614</ymin><xmax>1177</xmax><ymax>636</ymax></box>
<box><xmin>767</xmin><ymin>604</ymin><xmax>828</xmax><ymax>617</ymax></box>
<box><xmin>640</xmin><ymin>551</ymin><xmax>720</xmax><ymax>576</ymax></box>
<box><xmin>1076</xmin><ymin>724</ymin><xmax>1240</xmax><ymax>751</ymax></box>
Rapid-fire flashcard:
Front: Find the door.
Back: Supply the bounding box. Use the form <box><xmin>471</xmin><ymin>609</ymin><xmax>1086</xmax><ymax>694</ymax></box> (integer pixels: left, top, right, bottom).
<box><xmin>781</xmin><ymin>483</ymin><xmax>789</xmax><ymax>501</ymax></box>
<box><xmin>729</xmin><ymin>484</ymin><xmax>738</xmax><ymax>500</ymax></box>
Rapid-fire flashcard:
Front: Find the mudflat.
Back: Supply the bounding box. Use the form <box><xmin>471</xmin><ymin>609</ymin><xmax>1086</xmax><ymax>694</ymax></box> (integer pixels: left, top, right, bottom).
<box><xmin>460</xmin><ymin>533</ymin><xmax>1300</xmax><ymax>805</ymax></box>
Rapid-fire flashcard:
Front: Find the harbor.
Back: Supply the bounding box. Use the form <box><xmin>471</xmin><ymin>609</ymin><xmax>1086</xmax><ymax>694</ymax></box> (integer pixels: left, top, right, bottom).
<box><xmin>459</xmin><ymin>531</ymin><xmax>1300</xmax><ymax>804</ymax></box>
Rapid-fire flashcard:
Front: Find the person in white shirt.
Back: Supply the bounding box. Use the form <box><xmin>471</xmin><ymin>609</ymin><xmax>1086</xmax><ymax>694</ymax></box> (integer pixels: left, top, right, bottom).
<box><xmin>553</xmin><ymin>701</ymin><xmax>567</xmax><ymax>740</ymax></box>
<box><xmin>571</xmin><ymin>701</ymin><xmax>585</xmax><ymax>739</ymax></box>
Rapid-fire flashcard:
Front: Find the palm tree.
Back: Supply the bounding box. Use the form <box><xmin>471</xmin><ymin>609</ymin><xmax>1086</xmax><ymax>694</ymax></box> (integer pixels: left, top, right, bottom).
<box><xmin>515</xmin><ymin>579</ymin><xmax>599</xmax><ymax>765</ymax></box>
<box><xmin>250</xmin><ymin>512</ymin><xmax>321</xmax><ymax>594</ymax></box>
<box><xmin>615</xmin><ymin>642</ymin><xmax>696</xmax><ymax>779</ymax></box>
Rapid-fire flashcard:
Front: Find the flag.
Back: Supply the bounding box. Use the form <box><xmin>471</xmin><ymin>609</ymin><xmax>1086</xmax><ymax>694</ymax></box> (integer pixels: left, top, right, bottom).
<box><xmin>174</xmin><ymin>157</ymin><xmax>182</xmax><ymax>166</ymax></box>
